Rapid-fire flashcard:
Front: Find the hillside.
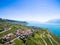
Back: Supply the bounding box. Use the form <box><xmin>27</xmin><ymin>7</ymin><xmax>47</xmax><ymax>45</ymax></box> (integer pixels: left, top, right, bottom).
<box><xmin>0</xmin><ymin>18</ymin><xmax>28</xmax><ymax>25</ymax></box>
<box><xmin>47</xmin><ymin>19</ymin><xmax>60</xmax><ymax>23</ymax></box>
<box><xmin>0</xmin><ymin>18</ymin><xmax>60</xmax><ymax>45</ymax></box>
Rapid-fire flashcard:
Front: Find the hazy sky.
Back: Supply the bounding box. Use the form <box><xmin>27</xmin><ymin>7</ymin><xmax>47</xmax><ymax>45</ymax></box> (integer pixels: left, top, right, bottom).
<box><xmin>0</xmin><ymin>0</ymin><xmax>60</xmax><ymax>22</ymax></box>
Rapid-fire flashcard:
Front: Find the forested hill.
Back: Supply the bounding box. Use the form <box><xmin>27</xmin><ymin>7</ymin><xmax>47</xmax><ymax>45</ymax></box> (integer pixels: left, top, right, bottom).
<box><xmin>0</xmin><ymin>18</ymin><xmax>28</xmax><ymax>25</ymax></box>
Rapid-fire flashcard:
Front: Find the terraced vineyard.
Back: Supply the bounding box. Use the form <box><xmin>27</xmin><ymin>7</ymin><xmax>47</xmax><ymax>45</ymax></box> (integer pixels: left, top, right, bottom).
<box><xmin>0</xmin><ymin>18</ymin><xmax>60</xmax><ymax>45</ymax></box>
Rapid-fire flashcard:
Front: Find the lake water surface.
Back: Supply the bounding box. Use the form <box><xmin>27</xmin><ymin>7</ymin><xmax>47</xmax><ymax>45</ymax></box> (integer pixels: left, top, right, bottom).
<box><xmin>27</xmin><ymin>23</ymin><xmax>60</xmax><ymax>37</ymax></box>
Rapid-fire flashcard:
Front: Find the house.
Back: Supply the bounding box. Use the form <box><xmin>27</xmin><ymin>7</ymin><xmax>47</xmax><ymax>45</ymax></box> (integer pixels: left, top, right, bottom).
<box><xmin>14</xmin><ymin>30</ymin><xmax>32</xmax><ymax>38</ymax></box>
<box><xmin>3</xmin><ymin>33</ymin><xmax>13</xmax><ymax>40</ymax></box>
<box><xmin>0</xmin><ymin>44</ymin><xmax>3</xmax><ymax>45</ymax></box>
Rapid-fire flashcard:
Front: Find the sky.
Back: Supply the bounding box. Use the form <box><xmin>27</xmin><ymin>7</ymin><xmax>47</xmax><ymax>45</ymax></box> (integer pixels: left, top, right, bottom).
<box><xmin>0</xmin><ymin>0</ymin><xmax>60</xmax><ymax>23</ymax></box>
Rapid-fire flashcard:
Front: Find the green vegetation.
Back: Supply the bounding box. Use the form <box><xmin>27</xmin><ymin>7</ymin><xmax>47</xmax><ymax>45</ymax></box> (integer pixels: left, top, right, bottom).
<box><xmin>0</xmin><ymin>18</ymin><xmax>60</xmax><ymax>45</ymax></box>
<box><xmin>13</xmin><ymin>39</ymin><xmax>24</xmax><ymax>45</ymax></box>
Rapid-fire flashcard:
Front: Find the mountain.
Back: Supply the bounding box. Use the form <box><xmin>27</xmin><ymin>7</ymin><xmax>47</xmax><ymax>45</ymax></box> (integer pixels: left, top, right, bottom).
<box><xmin>0</xmin><ymin>18</ymin><xmax>60</xmax><ymax>45</ymax></box>
<box><xmin>47</xmin><ymin>19</ymin><xmax>60</xmax><ymax>23</ymax></box>
<box><xmin>0</xmin><ymin>18</ymin><xmax>28</xmax><ymax>25</ymax></box>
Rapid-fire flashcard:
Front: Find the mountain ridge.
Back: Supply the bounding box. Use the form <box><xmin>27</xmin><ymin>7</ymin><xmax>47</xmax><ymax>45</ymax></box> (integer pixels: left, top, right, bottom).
<box><xmin>0</xmin><ymin>18</ymin><xmax>28</xmax><ymax>25</ymax></box>
<box><xmin>46</xmin><ymin>19</ymin><xmax>60</xmax><ymax>23</ymax></box>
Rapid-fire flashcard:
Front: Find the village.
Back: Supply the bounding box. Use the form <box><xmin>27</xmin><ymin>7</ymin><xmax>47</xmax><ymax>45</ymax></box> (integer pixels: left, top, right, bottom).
<box><xmin>0</xmin><ymin>29</ymin><xmax>34</xmax><ymax>45</ymax></box>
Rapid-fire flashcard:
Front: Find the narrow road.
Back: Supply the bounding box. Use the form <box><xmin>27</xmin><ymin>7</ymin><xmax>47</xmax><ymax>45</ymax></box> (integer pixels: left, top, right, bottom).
<box><xmin>11</xmin><ymin>37</ymin><xmax>19</xmax><ymax>42</ymax></box>
<box><xmin>50</xmin><ymin>35</ymin><xmax>59</xmax><ymax>45</ymax></box>
<box><xmin>40</xmin><ymin>34</ymin><xmax>47</xmax><ymax>45</ymax></box>
<box><xmin>6</xmin><ymin>36</ymin><xmax>20</xmax><ymax>44</ymax></box>
<box><xmin>47</xmin><ymin>34</ymin><xmax>53</xmax><ymax>45</ymax></box>
<box><xmin>0</xmin><ymin>26</ymin><xmax>12</xmax><ymax>34</ymax></box>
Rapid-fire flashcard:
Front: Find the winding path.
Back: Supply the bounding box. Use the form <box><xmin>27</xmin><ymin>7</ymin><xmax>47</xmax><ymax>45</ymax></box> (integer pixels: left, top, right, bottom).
<box><xmin>40</xmin><ymin>34</ymin><xmax>47</xmax><ymax>45</ymax></box>
<box><xmin>50</xmin><ymin>35</ymin><xmax>59</xmax><ymax>45</ymax></box>
<box><xmin>47</xmin><ymin>34</ymin><xmax>53</xmax><ymax>45</ymax></box>
<box><xmin>0</xmin><ymin>26</ymin><xmax>12</xmax><ymax>34</ymax></box>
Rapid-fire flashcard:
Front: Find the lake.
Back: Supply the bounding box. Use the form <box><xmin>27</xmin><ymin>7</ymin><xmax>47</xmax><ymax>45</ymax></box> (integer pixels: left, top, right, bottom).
<box><xmin>27</xmin><ymin>23</ymin><xmax>60</xmax><ymax>37</ymax></box>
